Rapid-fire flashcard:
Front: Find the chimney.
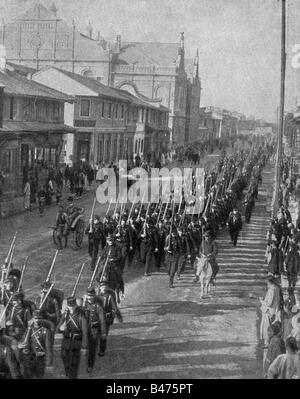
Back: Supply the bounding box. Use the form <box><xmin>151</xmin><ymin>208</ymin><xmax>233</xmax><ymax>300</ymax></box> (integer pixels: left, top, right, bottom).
<box><xmin>87</xmin><ymin>21</ymin><xmax>93</xmax><ymax>39</ymax></box>
<box><xmin>0</xmin><ymin>84</ymin><xmax>4</xmax><ymax>129</ymax></box>
<box><xmin>116</xmin><ymin>35</ymin><xmax>121</xmax><ymax>52</ymax></box>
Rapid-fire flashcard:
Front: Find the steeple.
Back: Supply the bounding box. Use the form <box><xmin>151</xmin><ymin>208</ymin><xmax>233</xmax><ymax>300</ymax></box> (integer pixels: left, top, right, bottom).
<box><xmin>193</xmin><ymin>48</ymin><xmax>199</xmax><ymax>79</ymax></box>
<box><xmin>87</xmin><ymin>21</ymin><xmax>93</xmax><ymax>39</ymax></box>
<box><xmin>50</xmin><ymin>2</ymin><xmax>58</xmax><ymax>18</ymax></box>
<box><xmin>179</xmin><ymin>32</ymin><xmax>184</xmax><ymax>55</ymax></box>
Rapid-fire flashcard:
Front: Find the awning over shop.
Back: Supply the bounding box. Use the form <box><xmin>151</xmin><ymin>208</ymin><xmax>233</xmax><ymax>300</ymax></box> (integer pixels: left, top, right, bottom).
<box><xmin>0</xmin><ymin>121</ymin><xmax>75</xmax><ymax>133</ymax></box>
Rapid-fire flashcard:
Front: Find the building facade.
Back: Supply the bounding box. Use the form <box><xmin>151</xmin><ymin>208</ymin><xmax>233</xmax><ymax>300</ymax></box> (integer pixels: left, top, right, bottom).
<box><xmin>0</xmin><ymin>3</ymin><xmax>110</xmax><ymax>83</ymax></box>
<box><xmin>32</xmin><ymin>67</ymin><xmax>170</xmax><ymax>166</ymax></box>
<box><xmin>0</xmin><ymin>63</ymin><xmax>73</xmax><ymax>204</ymax></box>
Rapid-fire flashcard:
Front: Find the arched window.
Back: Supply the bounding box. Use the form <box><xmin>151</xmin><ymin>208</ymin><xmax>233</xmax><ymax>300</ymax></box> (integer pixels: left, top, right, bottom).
<box><xmin>82</xmin><ymin>69</ymin><xmax>93</xmax><ymax>78</ymax></box>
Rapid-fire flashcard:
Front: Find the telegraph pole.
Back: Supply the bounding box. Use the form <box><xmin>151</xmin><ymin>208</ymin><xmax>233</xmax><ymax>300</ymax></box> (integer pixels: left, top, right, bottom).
<box><xmin>272</xmin><ymin>0</ymin><xmax>286</xmax><ymax>217</ymax></box>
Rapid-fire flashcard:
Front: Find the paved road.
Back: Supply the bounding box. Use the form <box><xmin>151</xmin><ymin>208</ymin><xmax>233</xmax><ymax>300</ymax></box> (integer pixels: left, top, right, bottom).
<box><xmin>50</xmin><ymin>162</ymin><xmax>272</xmax><ymax>380</ymax></box>
<box><xmin>2</xmin><ymin>147</ymin><xmax>273</xmax><ymax>379</ymax></box>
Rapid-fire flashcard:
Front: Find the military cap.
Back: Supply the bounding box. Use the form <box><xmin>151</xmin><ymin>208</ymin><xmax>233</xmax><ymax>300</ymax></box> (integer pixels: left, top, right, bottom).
<box><xmin>99</xmin><ymin>280</ymin><xmax>108</xmax><ymax>287</ymax></box>
<box><xmin>66</xmin><ymin>296</ymin><xmax>77</xmax><ymax>306</ymax></box>
<box><xmin>67</xmin><ymin>196</ymin><xmax>74</xmax><ymax>202</ymax></box>
<box><xmin>8</xmin><ymin>269</ymin><xmax>21</xmax><ymax>280</ymax></box>
<box><xmin>94</xmin><ymin>215</ymin><xmax>100</xmax><ymax>221</ymax></box>
<box><xmin>33</xmin><ymin>310</ymin><xmax>42</xmax><ymax>319</ymax></box>
<box><xmin>87</xmin><ymin>287</ymin><xmax>96</xmax><ymax>295</ymax></box>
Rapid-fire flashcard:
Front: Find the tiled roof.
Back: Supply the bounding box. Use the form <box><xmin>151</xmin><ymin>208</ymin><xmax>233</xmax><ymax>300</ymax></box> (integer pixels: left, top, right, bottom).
<box><xmin>118</xmin><ymin>89</ymin><xmax>170</xmax><ymax>112</ymax></box>
<box><xmin>0</xmin><ymin>70</ymin><xmax>73</xmax><ymax>101</ymax></box>
<box><xmin>52</xmin><ymin>68</ymin><xmax>130</xmax><ymax>102</ymax></box>
<box><xmin>117</xmin><ymin>42</ymin><xmax>179</xmax><ymax>66</ymax></box>
<box><xmin>6</xmin><ymin>62</ymin><xmax>37</xmax><ymax>76</ymax></box>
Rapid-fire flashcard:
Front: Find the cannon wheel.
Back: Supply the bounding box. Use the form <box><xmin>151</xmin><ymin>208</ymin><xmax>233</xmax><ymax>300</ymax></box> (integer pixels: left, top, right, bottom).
<box><xmin>75</xmin><ymin>219</ymin><xmax>85</xmax><ymax>248</ymax></box>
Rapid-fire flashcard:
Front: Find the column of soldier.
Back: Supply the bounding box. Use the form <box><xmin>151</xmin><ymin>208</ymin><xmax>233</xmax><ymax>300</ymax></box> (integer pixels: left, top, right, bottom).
<box><xmin>0</xmin><ymin>143</ymin><xmax>271</xmax><ymax>379</ymax></box>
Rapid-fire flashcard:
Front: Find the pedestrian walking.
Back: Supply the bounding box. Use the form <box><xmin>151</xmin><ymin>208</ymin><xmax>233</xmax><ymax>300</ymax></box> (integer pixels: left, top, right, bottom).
<box><xmin>23</xmin><ymin>179</ymin><xmax>31</xmax><ymax>210</ymax></box>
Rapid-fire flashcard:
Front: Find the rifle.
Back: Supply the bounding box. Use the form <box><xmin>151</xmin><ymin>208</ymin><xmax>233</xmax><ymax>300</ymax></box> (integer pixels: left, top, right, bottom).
<box><xmin>17</xmin><ymin>256</ymin><xmax>29</xmax><ymax>292</ymax></box>
<box><xmin>88</xmin><ymin>255</ymin><xmax>102</xmax><ymax>289</ymax></box>
<box><xmin>162</xmin><ymin>194</ymin><xmax>170</xmax><ymax>221</ymax></box>
<box><xmin>167</xmin><ymin>198</ymin><xmax>176</xmax><ymax>250</ymax></box>
<box><xmin>105</xmin><ymin>198</ymin><xmax>113</xmax><ymax>217</ymax></box>
<box><xmin>0</xmin><ymin>295</ymin><xmax>12</xmax><ymax>325</ymax></box>
<box><xmin>45</xmin><ymin>250</ymin><xmax>59</xmax><ymax>283</ymax></box>
<box><xmin>112</xmin><ymin>196</ymin><xmax>119</xmax><ymax>219</ymax></box>
<box><xmin>71</xmin><ymin>263</ymin><xmax>85</xmax><ymax>297</ymax></box>
<box><xmin>99</xmin><ymin>247</ymin><xmax>112</xmax><ymax>283</ymax></box>
<box><xmin>39</xmin><ymin>283</ymin><xmax>55</xmax><ymax>310</ymax></box>
<box><xmin>137</xmin><ymin>189</ymin><xmax>146</xmax><ymax>221</ymax></box>
<box><xmin>128</xmin><ymin>195</ymin><xmax>137</xmax><ymax>222</ymax></box>
<box><xmin>5</xmin><ymin>243</ymin><xmax>15</xmax><ymax>280</ymax></box>
<box><xmin>89</xmin><ymin>197</ymin><xmax>97</xmax><ymax>233</ymax></box>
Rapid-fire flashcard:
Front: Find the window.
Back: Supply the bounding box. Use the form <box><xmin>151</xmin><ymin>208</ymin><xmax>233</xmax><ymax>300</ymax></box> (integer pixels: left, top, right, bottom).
<box><xmin>54</xmin><ymin>102</ymin><xmax>60</xmax><ymax>121</ymax></box>
<box><xmin>101</xmin><ymin>102</ymin><xmax>105</xmax><ymax>118</ymax></box>
<box><xmin>108</xmin><ymin>103</ymin><xmax>112</xmax><ymax>118</ymax></box>
<box><xmin>141</xmin><ymin>139</ymin><xmax>144</xmax><ymax>153</ymax></box>
<box><xmin>121</xmin><ymin>105</ymin><xmax>124</xmax><ymax>119</ymax></box>
<box><xmin>80</xmin><ymin>99</ymin><xmax>90</xmax><ymax>117</ymax></box>
<box><xmin>9</xmin><ymin>97</ymin><xmax>16</xmax><ymax>120</ymax></box>
<box><xmin>115</xmin><ymin>104</ymin><xmax>118</xmax><ymax>118</ymax></box>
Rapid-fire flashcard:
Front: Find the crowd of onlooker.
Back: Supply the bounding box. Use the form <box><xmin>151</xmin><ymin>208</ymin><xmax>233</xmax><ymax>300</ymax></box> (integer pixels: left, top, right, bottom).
<box><xmin>260</xmin><ymin>155</ymin><xmax>300</xmax><ymax>378</ymax></box>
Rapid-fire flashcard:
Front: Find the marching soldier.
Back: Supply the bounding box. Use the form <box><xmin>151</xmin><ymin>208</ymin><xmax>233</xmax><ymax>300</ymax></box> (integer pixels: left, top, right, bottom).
<box><xmin>85</xmin><ymin>215</ymin><xmax>105</xmax><ymax>270</ymax></box>
<box><xmin>0</xmin><ymin>277</ymin><xmax>15</xmax><ymax>306</ymax></box>
<box><xmin>97</xmin><ymin>281</ymin><xmax>123</xmax><ymax>356</ymax></box>
<box><xmin>0</xmin><ymin>327</ymin><xmax>21</xmax><ymax>379</ymax></box>
<box><xmin>58</xmin><ymin>296</ymin><xmax>88</xmax><ymax>379</ymax></box>
<box><xmin>39</xmin><ymin>282</ymin><xmax>61</xmax><ymax>330</ymax></box>
<box><xmin>115</xmin><ymin>214</ymin><xmax>133</xmax><ymax>272</ymax></box>
<box><xmin>98</xmin><ymin>232</ymin><xmax>125</xmax><ymax>301</ymax></box>
<box><xmin>244</xmin><ymin>192</ymin><xmax>255</xmax><ymax>224</ymax></box>
<box><xmin>6</xmin><ymin>292</ymin><xmax>32</xmax><ymax>343</ymax></box>
<box><xmin>83</xmin><ymin>287</ymin><xmax>106</xmax><ymax>372</ymax></box>
<box><xmin>177</xmin><ymin>224</ymin><xmax>191</xmax><ymax>280</ymax></box>
<box><xmin>140</xmin><ymin>218</ymin><xmax>159</xmax><ymax>276</ymax></box>
<box><xmin>18</xmin><ymin>310</ymin><xmax>53</xmax><ymax>379</ymax></box>
<box><xmin>164</xmin><ymin>226</ymin><xmax>182</xmax><ymax>288</ymax></box>
<box><xmin>155</xmin><ymin>220</ymin><xmax>166</xmax><ymax>269</ymax></box>
<box><xmin>227</xmin><ymin>208</ymin><xmax>243</xmax><ymax>247</ymax></box>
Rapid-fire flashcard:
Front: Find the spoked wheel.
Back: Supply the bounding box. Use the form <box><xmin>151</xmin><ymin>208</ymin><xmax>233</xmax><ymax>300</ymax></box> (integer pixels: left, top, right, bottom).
<box><xmin>75</xmin><ymin>219</ymin><xmax>85</xmax><ymax>248</ymax></box>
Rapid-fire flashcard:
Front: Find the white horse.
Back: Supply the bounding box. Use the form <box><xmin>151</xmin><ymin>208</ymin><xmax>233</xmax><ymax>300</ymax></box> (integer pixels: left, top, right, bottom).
<box><xmin>195</xmin><ymin>255</ymin><xmax>213</xmax><ymax>298</ymax></box>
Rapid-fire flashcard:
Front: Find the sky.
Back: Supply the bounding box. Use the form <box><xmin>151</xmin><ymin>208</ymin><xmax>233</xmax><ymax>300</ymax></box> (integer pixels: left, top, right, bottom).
<box><xmin>0</xmin><ymin>0</ymin><xmax>300</xmax><ymax>122</ymax></box>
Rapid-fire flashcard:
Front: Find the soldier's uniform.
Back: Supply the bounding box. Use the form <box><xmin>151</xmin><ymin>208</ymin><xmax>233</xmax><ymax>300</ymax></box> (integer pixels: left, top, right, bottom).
<box><xmin>83</xmin><ymin>288</ymin><xmax>106</xmax><ymax>372</ymax></box>
<box><xmin>140</xmin><ymin>220</ymin><xmax>159</xmax><ymax>276</ymax></box>
<box><xmin>58</xmin><ymin>297</ymin><xmax>88</xmax><ymax>379</ymax></box>
<box><xmin>155</xmin><ymin>222</ymin><xmax>166</xmax><ymax>269</ymax></box>
<box><xmin>98</xmin><ymin>237</ymin><xmax>124</xmax><ymax>299</ymax></box>
<box><xmin>177</xmin><ymin>226</ymin><xmax>191</xmax><ymax>279</ymax></box>
<box><xmin>0</xmin><ymin>329</ymin><xmax>21</xmax><ymax>379</ymax></box>
<box><xmin>164</xmin><ymin>228</ymin><xmax>182</xmax><ymax>288</ymax></box>
<box><xmin>85</xmin><ymin>216</ymin><xmax>105</xmax><ymax>270</ymax></box>
<box><xmin>227</xmin><ymin>209</ymin><xmax>242</xmax><ymax>246</ymax></box>
<box><xmin>97</xmin><ymin>281</ymin><xmax>122</xmax><ymax>356</ymax></box>
<box><xmin>39</xmin><ymin>282</ymin><xmax>61</xmax><ymax>331</ymax></box>
<box><xmin>115</xmin><ymin>217</ymin><xmax>133</xmax><ymax>271</ymax></box>
<box><xmin>6</xmin><ymin>293</ymin><xmax>31</xmax><ymax>342</ymax></box>
<box><xmin>18</xmin><ymin>310</ymin><xmax>53</xmax><ymax>379</ymax></box>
